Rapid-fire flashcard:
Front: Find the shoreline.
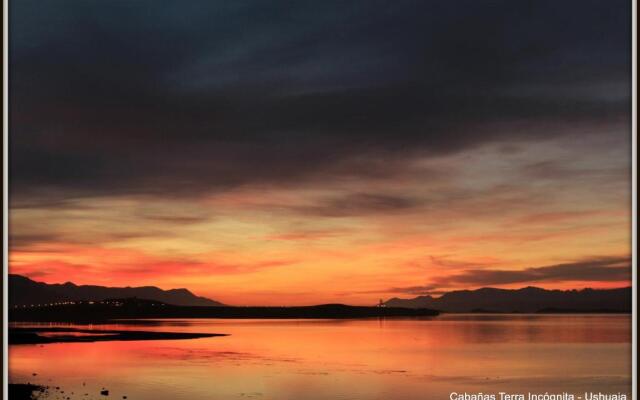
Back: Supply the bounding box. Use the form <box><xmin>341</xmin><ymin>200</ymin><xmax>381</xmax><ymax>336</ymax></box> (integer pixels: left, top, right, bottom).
<box><xmin>9</xmin><ymin>303</ymin><xmax>440</xmax><ymax>323</ymax></box>
<box><xmin>9</xmin><ymin>327</ymin><xmax>226</xmax><ymax>345</ymax></box>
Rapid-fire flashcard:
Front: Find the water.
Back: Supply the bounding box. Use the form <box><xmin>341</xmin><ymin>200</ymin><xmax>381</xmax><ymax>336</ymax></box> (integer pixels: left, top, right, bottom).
<box><xmin>9</xmin><ymin>314</ymin><xmax>631</xmax><ymax>400</ymax></box>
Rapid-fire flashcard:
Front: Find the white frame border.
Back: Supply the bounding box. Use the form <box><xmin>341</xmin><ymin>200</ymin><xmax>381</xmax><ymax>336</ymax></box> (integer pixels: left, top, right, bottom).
<box><xmin>1</xmin><ymin>1</ymin><xmax>637</xmax><ymax>399</ymax></box>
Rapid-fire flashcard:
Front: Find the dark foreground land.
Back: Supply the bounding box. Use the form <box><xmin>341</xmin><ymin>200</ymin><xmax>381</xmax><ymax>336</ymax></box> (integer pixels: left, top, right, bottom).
<box><xmin>10</xmin><ymin>301</ymin><xmax>440</xmax><ymax>323</ymax></box>
<box><xmin>9</xmin><ymin>327</ymin><xmax>225</xmax><ymax>345</ymax></box>
<box><xmin>8</xmin><ymin>384</ymin><xmax>46</xmax><ymax>400</ymax></box>
<box><xmin>9</xmin><ymin>383</ymin><xmax>122</xmax><ymax>400</ymax></box>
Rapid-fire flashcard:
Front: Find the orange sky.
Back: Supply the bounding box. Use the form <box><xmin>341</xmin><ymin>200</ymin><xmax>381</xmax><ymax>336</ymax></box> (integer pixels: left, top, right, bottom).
<box><xmin>9</xmin><ymin>137</ymin><xmax>631</xmax><ymax>306</ymax></box>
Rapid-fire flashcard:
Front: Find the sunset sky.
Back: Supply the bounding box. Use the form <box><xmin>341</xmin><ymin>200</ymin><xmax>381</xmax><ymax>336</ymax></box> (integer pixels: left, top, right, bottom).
<box><xmin>9</xmin><ymin>0</ymin><xmax>631</xmax><ymax>305</ymax></box>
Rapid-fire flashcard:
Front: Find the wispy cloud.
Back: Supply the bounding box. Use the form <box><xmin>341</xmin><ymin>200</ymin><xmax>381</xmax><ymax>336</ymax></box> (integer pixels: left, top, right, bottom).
<box><xmin>433</xmin><ymin>256</ymin><xmax>631</xmax><ymax>287</ymax></box>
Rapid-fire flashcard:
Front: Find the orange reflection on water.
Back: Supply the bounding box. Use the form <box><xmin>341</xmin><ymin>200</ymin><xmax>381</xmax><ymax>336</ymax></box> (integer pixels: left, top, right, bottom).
<box><xmin>10</xmin><ymin>315</ymin><xmax>631</xmax><ymax>400</ymax></box>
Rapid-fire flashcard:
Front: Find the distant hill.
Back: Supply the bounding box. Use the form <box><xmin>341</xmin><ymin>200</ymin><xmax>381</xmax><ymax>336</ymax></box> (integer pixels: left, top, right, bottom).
<box><xmin>10</xmin><ymin>302</ymin><xmax>439</xmax><ymax>322</ymax></box>
<box><xmin>9</xmin><ymin>274</ymin><xmax>225</xmax><ymax>307</ymax></box>
<box><xmin>384</xmin><ymin>286</ymin><xmax>631</xmax><ymax>313</ymax></box>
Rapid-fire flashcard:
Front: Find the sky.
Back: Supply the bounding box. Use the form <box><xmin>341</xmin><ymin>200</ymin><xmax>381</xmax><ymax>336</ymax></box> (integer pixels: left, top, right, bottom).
<box><xmin>9</xmin><ymin>0</ymin><xmax>632</xmax><ymax>305</ymax></box>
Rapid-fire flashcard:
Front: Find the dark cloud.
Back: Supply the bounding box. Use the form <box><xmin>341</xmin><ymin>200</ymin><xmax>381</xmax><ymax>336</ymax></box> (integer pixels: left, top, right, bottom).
<box><xmin>521</xmin><ymin>161</ymin><xmax>630</xmax><ymax>182</ymax></box>
<box><xmin>294</xmin><ymin>193</ymin><xmax>421</xmax><ymax>217</ymax></box>
<box><xmin>380</xmin><ymin>256</ymin><xmax>631</xmax><ymax>295</ymax></box>
<box><xmin>9</xmin><ymin>233</ymin><xmax>63</xmax><ymax>250</ymax></box>
<box><xmin>434</xmin><ymin>256</ymin><xmax>631</xmax><ymax>287</ymax></box>
<box><xmin>9</xmin><ymin>0</ymin><xmax>631</xmax><ymax>202</ymax></box>
<box><xmin>9</xmin><ymin>226</ymin><xmax>172</xmax><ymax>250</ymax></box>
<box><xmin>387</xmin><ymin>285</ymin><xmax>446</xmax><ymax>296</ymax></box>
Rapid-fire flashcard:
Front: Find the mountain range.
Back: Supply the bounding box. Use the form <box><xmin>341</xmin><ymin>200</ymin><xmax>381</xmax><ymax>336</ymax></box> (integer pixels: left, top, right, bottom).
<box><xmin>384</xmin><ymin>286</ymin><xmax>631</xmax><ymax>312</ymax></box>
<box><xmin>9</xmin><ymin>274</ymin><xmax>631</xmax><ymax>312</ymax></box>
<box><xmin>9</xmin><ymin>274</ymin><xmax>225</xmax><ymax>307</ymax></box>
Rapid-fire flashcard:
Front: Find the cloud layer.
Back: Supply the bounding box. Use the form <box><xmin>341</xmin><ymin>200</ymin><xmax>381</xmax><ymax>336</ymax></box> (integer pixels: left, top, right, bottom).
<box><xmin>8</xmin><ymin>1</ymin><xmax>632</xmax><ymax>305</ymax></box>
<box><xmin>10</xmin><ymin>0</ymin><xmax>630</xmax><ymax>201</ymax></box>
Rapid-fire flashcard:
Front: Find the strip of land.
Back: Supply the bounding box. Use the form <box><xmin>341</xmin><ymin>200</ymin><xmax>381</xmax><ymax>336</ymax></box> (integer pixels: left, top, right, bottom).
<box><xmin>9</xmin><ymin>327</ymin><xmax>226</xmax><ymax>345</ymax></box>
<box><xmin>10</xmin><ymin>302</ymin><xmax>440</xmax><ymax>323</ymax></box>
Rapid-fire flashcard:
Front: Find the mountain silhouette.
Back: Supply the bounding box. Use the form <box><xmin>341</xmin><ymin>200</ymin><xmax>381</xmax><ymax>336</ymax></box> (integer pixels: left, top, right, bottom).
<box><xmin>384</xmin><ymin>286</ymin><xmax>631</xmax><ymax>312</ymax></box>
<box><xmin>9</xmin><ymin>274</ymin><xmax>225</xmax><ymax>307</ymax></box>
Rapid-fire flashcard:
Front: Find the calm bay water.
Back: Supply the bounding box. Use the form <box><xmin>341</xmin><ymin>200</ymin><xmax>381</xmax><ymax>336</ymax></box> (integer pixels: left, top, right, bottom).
<box><xmin>9</xmin><ymin>314</ymin><xmax>631</xmax><ymax>400</ymax></box>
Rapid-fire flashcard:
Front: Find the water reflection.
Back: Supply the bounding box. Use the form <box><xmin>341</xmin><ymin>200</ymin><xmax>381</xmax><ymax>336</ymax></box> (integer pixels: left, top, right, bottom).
<box><xmin>9</xmin><ymin>315</ymin><xmax>631</xmax><ymax>400</ymax></box>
